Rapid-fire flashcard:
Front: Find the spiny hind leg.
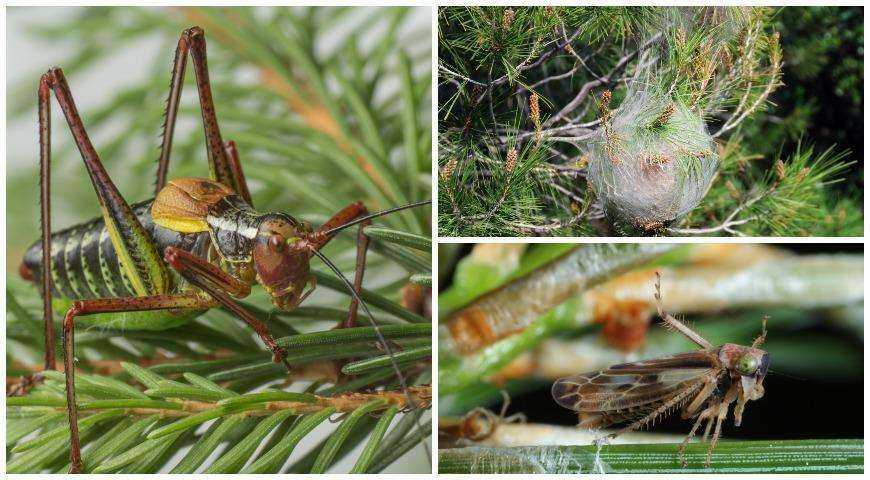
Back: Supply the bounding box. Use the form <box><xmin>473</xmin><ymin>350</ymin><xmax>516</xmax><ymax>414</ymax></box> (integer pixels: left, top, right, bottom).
<box><xmin>155</xmin><ymin>26</ymin><xmax>242</xmax><ymax>196</ymax></box>
<box><xmin>605</xmin><ymin>382</ymin><xmax>702</xmax><ymax>442</ymax></box>
<box><xmin>32</xmin><ymin>67</ymin><xmax>170</xmax><ymax>399</ymax></box>
<box><xmin>60</xmin><ymin>293</ymin><xmax>212</xmax><ymax>473</ymax></box>
<box><xmin>654</xmin><ymin>271</ymin><xmax>713</xmax><ymax>349</ymax></box>
<box><xmin>222</xmin><ymin>140</ymin><xmax>253</xmax><ymax>205</ymax></box>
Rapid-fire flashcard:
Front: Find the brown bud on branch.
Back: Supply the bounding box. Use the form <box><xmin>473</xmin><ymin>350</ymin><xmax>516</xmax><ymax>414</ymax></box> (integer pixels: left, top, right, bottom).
<box><xmin>725</xmin><ymin>180</ymin><xmax>741</xmax><ymax>200</ymax></box>
<box><xmin>441</xmin><ymin>157</ymin><xmax>457</xmax><ymax>182</ymax></box>
<box><xmin>774</xmin><ymin>159</ymin><xmax>786</xmax><ymax>180</ymax></box>
<box><xmin>530</xmin><ymin>92</ymin><xmax>542</xmax><ymax>144</ymax></box>
<box><xmin>506</xmin><ymin>148</ymin><xmax>518</xmax><ymax>173</ymax></box>
<box><xmin>502</xmin><ymin>8</ymin><xmax>515</xmax><ymax>30</ymax></box>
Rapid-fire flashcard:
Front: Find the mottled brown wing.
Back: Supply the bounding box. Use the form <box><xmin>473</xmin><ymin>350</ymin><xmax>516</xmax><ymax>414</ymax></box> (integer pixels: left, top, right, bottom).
<box><xmin>551</xmin><ymin>351</ymin><xmax>716</xmax><ymax>414</ymax></box>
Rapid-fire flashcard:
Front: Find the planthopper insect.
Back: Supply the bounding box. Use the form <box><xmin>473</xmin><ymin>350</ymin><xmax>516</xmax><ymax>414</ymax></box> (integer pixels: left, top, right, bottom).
<box><xmin>551</xmin><ymin>272</ymin><xmax>769</xmax><ymax>467</ymax></box>
<box><xmin>12</xmin><ymin>26</ymin><xmax>429</xmax><ymax>473</ymax></box>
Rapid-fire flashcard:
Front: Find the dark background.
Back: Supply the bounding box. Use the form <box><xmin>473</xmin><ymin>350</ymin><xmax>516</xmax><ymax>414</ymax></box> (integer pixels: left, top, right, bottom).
<box><xmin>440</xmin><ymin>244</ymin><xmax>864</xmax><ymax>439</ymax></box>
<box><xmin>743</xmin><ymin>6</ymin><xmax>864</xmax><ymax>196</ymax></box>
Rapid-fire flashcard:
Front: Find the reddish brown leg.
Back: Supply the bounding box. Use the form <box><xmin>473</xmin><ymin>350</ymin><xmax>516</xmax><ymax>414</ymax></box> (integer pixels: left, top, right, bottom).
<box><xmin>163</xmin><ymin>247</ymin><xmax>290</xmax><ymax>370</ymax></box>
<box><xmin>344</xmin><ymin>218</ymin><xmax>371</xmax><ymax>329</ymax></box>
<box><xmin>310</xmin><ymin>201</ymin><xmax>368</xmax><ymax>250</ymax></box>
<box><xmin>34</xmin><ymin>68</ymin><xmax>174</xmax><ymax>374</ymax></box>
<box><xmin>61</xmin><ymin>294</ymin><xmax>213</xmax><ymax>473</ymax></box>
<box><xmin>38</xmin><ymin>76</ymin><xmax>55</xmax><ymax>371</ymax></box>
<box><xmin>163</xmin><ymin>247</ymin><xmax>250</xmax><ymax>298</ymax></box>
<box><xmin>310</xmin><ymin>202</ymin><xmax>371</xmax><ymax>328</ymax></box>
<box><xmin>155</xmin><ymin>26</ymin><xmax>246</xmax><ymax>197</ymax></box>
<box><xmin>223</xmin><ymin>140</ymin><xmax>252</xmax><ymax>205</ymax></box>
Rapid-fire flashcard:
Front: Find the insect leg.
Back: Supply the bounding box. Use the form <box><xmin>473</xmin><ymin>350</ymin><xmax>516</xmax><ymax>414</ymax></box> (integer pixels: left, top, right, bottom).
<box><xmin>605</xmin><ymin>382</ymin><xmax>702</xmax><ymax>440</ymax></box>
<box><xmin>163</xmin><ymin>247</ymin><xmax>251</xmax><ymax>298</ymax></box>
<box><xmin>223</xmin><ymin>140</ymin><xmax>253</xmax><ymax>205</ymax></box>
<box><xmin>40</xmin><ymin>68</ymin><xmax>171</xmax><ymax>299</ymax></box>
<box><xmin>681</xmin><ymin>377</ymin><xmax>718</xmax><ymax>418</ymax></box>
<box><xmin>155</xmin><ymin>26</ymin><xmax>238</xmax><ymax>195</ymax></box>
<box><xmin>344</xmin><ymin>209</ymin><xmax>371</xmax><ymax>329</ymax></box>
<box><xmin>679</xmin><ymin>408</ymin><xmax>714</xmax><ymax>467</ymax></box>
<box><xmin>702</xmin><ymin>414</ymin><xmax>715</xmax><ymax>443</ymax></box>
<box><xmin>37</xmin><ymin>68</ymin><xmax>55</xmax><ymax>371</ymax></box>
<box><xmin>60</xmin><ymin>293</ymin><xmax>212</xmax><ymax>473</ymax></box>
<box><xmin>163</xmin><ymin>247</ymin><xmax>291</xmax><ymax>371</ymax></box>
<box><xmin>751</xmin><ymin>314</ymin><xmax>769</xmax><ymax>348</ymax></box>
<box><xmin>310</xmin><ymin>201</ymin><xmax>371</xmax><ymax>329</ymax></box>
<box><xmin>310</xmin><ymin>201</ymin><xmax>368</xmax><ymax>249</ymax></box>
<box><xmin>705</xmin><ymin>401</ymin><xmax>731</xmax><ymax>467</ymax></box>
<box><xmin>31</xmin><ymin>67</ymin><xmax>171</xmax><ymax>388</ymax></box>
<box><xmin>654</xmin><ymin>272</ymin><xmax>712</xmax><ymax>349</ymax></box>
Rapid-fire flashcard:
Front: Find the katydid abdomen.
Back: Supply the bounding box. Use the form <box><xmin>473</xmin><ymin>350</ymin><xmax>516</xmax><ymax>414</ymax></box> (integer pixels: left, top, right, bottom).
<box><xmin>21</xmin><ymin>199</ymin><xmax>209</xmax><ymax>329</ymax></box>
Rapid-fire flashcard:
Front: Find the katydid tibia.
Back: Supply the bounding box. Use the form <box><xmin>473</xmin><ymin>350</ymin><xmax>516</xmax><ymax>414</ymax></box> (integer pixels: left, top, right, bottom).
<box><xmin>14</xmin><ymin>26</ymin><xmax>430</xmax><ymax>473</ymax></box>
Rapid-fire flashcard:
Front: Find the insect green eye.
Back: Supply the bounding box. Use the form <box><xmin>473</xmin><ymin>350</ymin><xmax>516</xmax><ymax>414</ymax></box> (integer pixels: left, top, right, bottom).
<box><xmin>737</xmin><ymin>355</ymin><xmax>758</xmax><ymax>375</ymax></box>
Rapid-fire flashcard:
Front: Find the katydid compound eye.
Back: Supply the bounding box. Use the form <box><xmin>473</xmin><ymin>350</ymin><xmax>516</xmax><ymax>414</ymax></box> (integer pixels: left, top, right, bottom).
<box><xmin>737</xmin><ymin>355</ymin><xmax>758</xmax><ymax>375</ymax></box>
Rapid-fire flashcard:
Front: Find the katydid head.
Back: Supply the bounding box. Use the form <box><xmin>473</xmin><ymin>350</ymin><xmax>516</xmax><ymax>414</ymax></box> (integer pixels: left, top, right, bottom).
<box><xmin>253</xmin><ymin>199</ymin><xmax>430</xmax><ymax>310</ymax></box>
<box><xmin>252</xmin><ymin>213</ymin><xmax>314</xmax><ymax>310</ymax></box>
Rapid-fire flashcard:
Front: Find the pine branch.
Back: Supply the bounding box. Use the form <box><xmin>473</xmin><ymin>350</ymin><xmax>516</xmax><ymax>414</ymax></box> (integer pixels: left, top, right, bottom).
<box><xmin>438</xmin><ymin>6</ymin><xmax>860</xmax><ymax>236</ymax></box>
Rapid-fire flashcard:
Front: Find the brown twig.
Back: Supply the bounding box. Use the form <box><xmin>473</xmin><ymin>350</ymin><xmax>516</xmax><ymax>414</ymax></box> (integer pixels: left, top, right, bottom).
<box><xmin>544</xmin><ymin>33</ymin><xmax>662</xmax><ymax>127</ymax></box>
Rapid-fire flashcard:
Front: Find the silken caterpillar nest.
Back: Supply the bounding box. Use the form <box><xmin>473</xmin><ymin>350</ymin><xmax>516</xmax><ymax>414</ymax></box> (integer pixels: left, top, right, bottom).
<box><xmin>587</xmin><ymin>89</ymin><xmax>718</xmax><ymax>232</ymax></box>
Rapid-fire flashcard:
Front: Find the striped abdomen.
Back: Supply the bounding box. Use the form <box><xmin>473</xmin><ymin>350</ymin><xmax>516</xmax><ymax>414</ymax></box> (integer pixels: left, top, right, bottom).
<box><xmin>21</xmin><ymin>200</ymin><xmax>207</xmax><ymax>300</ymax></box>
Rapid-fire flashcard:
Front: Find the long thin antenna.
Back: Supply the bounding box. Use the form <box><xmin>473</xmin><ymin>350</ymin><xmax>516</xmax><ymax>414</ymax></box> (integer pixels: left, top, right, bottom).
<box><xmin>311</xmin><ymin>249</ymin><xmax>431</xmax><ymax>461</ymax></box>
<box><xmin>319</xmin><ymin>200</ymin><xmax>431</xmax><ymax>236</ymax></box>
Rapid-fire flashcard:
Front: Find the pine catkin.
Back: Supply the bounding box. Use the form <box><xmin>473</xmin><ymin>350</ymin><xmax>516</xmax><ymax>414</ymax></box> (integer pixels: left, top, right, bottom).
<box><xmin>675</xmin><ymin>27</ymin><xmax>686</xmax><ymax>48</ymax></box>
<box><xmin>530</xmin><ymin>92</ymin><xmax>542</xmax><ymax>144</ymax></box>
<box><xmin>502</xmin><ymin>8</ymin><xmax>515</xmax><ymax>30</ymax></box>
<box><xmin>441</xmin><ymin>158</ymin><xmax>457</xmax><ymax>182</ymax></box>
<box><xmin>506</xmin><ymin>148</ymin><xmax>517</xmax><ymax>173</ymax></box>
<box><xmin>795</xmin><ymin>167</ymin><xmax>810</xmax><ymax>183</ymax></box>
<box><xmin>774</xmin><ymin>159</ymin><xmax>786</xmax><ymax>180</ymax></box>
<box><xmin>599</xmin><ymin>90</ymin><xmax>612</xmax><ymax>109</ymax></box>
<box><xmin>598</xmin><ymin>90</ymin><xmax>613</xmax><ymax>124</ymax></box>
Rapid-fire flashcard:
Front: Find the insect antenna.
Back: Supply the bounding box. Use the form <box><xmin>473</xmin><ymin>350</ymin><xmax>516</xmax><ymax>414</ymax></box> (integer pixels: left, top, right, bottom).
<box><xmin>767</xmin><ymin>369</ymin><xmax>804</xmax><ymax>381</ymax></box>
<box><xmin>654</xmin><ymin>271</ymin><xmax>712</xmax><ymax>349</ymax></box>
<box><xmin>318</xmin><ymin>199</ymin><xmax>431</xmax><ymax>236</ymax></box>
<box><xmin>310</xmin><ymin>248</ymin><xmax>432</xmax><ymax>460</ymax></box>
<box><xmin>751</xmin><ymin>315</ymin><xmax>769</xmax><ymax>348</ymax></box>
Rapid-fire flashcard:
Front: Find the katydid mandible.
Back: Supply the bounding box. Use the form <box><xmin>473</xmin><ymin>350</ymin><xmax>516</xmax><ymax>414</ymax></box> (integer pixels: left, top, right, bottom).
<box><xmin>15</xmin><ymin>26</ymin><xmax>429</xmax><ymax>473</ymax></box>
